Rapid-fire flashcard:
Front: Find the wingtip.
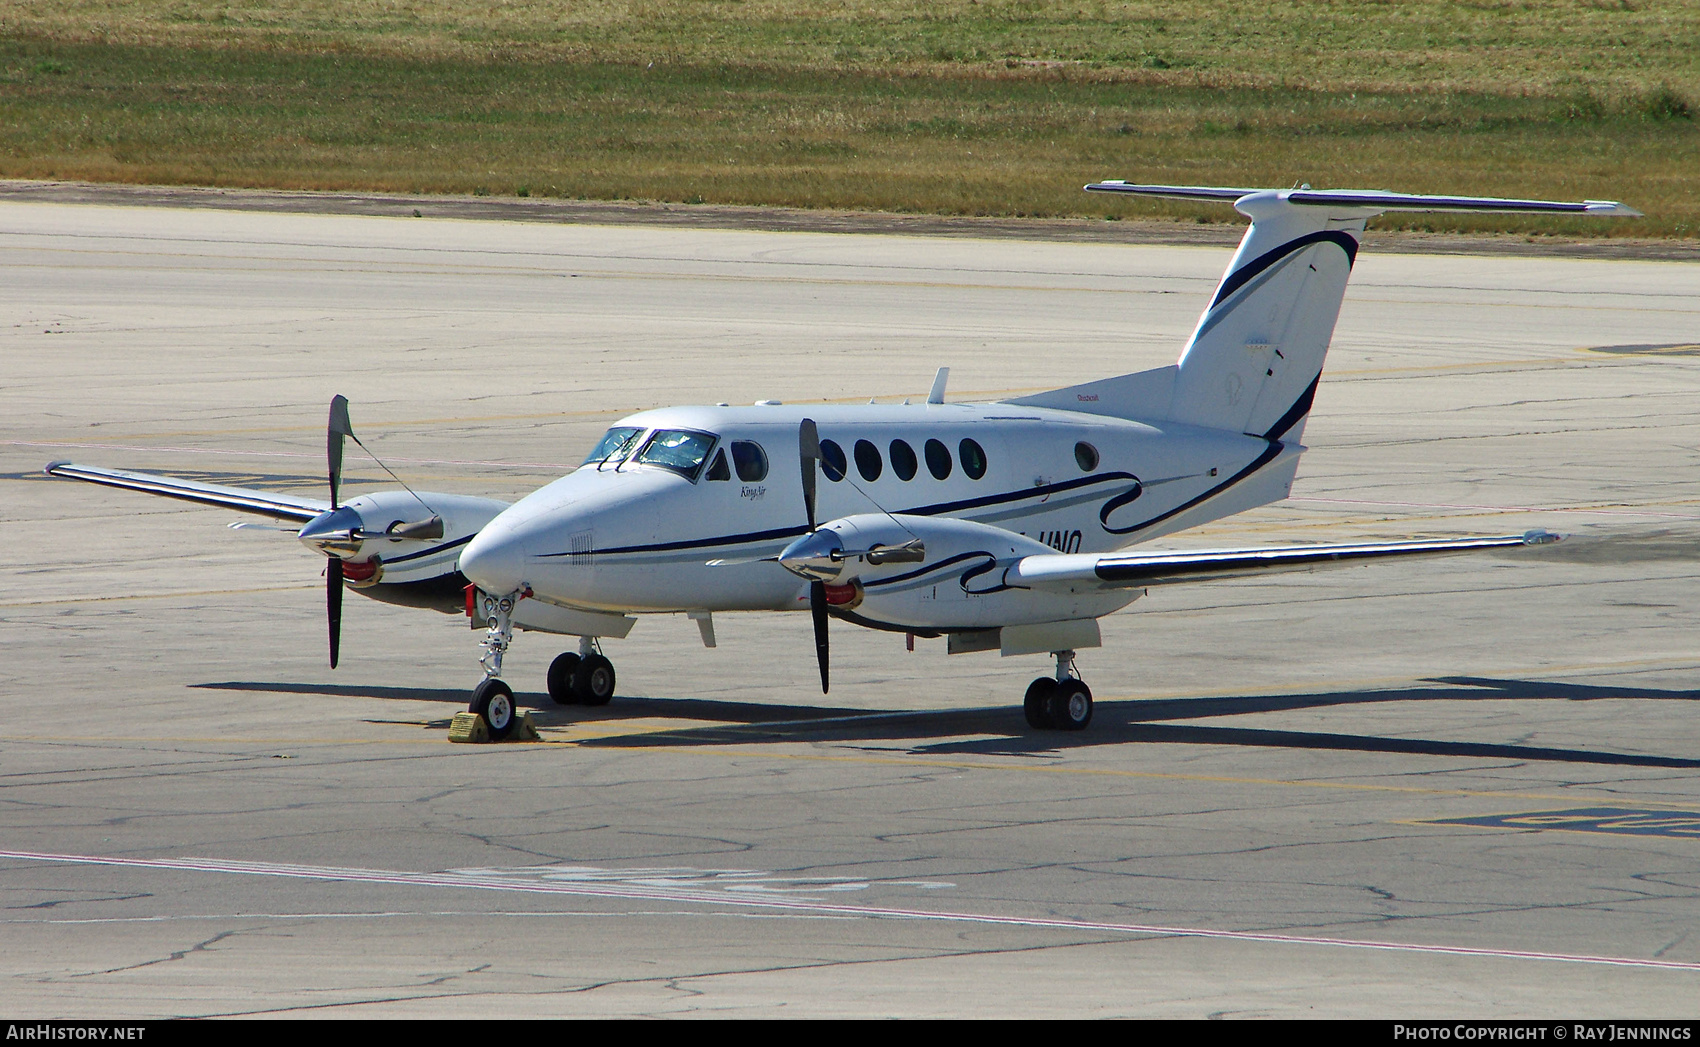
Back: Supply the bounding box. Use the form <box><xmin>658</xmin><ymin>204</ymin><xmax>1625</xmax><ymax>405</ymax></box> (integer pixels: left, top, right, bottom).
<box><xmin>1583</xmin><ymin>200</ymin><xmax>1643</xmax><ymax>217</ymax></box>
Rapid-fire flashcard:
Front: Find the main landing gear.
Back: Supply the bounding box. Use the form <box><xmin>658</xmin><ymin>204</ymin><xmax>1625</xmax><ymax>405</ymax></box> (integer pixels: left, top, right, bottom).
<box><xmin>466</xmin><ymin>588</ymin><xmax>620</xmax><ymax>739</ymax></box>
<box><xmin>1023</xmin><ymin>650</ymin><xmax>1092</xmax><ymax>732</ymax></box>
<box><xmin>546</xmin><ymin>637</ymin><xmax>617</xmax><ymax>707</ymax></box>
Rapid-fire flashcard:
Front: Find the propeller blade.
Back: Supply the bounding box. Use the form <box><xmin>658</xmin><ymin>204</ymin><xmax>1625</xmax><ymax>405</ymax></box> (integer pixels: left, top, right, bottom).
<box><xmin>799</xmin><ymin>417</ymin><xmax>819</xmax><ymax>532</ymax></box>
<box><xmin>327</xmin><ymin>394</ymin><xmax>353</xmax><ymax>508</ymax></box>
<box><xmin>810</xmin><ymin>579</ymin><xmax>829</xmax><ymax>694</ymax></box>
<box><xmin>327</xmin><ymin>557</ymin><xmax>344</xmax><ymax>669</ymax></box>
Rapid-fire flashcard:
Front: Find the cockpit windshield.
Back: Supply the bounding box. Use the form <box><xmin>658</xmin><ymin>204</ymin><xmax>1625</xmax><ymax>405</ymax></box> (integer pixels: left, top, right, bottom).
<box><xmin>583</xmin><ymin>426</ymin><xmax>644</xmax><ymax>467</ymax></box>
<box><xmin>633</xmin><ymin>429</ymin><xmax>718</xmax><ymax>480</ymax></box>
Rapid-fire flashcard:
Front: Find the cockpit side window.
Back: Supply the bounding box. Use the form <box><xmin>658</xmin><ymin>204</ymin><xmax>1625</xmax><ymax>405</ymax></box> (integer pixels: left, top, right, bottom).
<box><xmin>584</xmin><ymin>426</ymin><xmax>644</xmax><ymax>467</ymax></box>
<box><xmin>634</xmin><ymin>429</ymin><xmax>718</xmax><ymax>481</ymax></box>
<box><xmin>705</xmin><ymin>448</ymin><xmax>731</xmax><ymax>481</ymax></box>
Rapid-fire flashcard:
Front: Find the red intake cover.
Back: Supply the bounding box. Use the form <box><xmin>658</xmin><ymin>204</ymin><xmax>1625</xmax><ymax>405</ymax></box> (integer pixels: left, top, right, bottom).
<box><xmin>341</xmin><ymin>558</ymin><xmax>380</xmax><ymax>584</ymax></box>
<box><xmin>823</xmin><ymin>583</ymin><xmax>860</xmax><ymax>606</ymax></box>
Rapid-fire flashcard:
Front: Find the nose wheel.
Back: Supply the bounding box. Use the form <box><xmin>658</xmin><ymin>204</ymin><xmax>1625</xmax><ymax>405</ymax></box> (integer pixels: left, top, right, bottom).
<box><xmin>470</xmin><ymin>677</ymin><xmax>517</xmax><ymax>739</ymax></box>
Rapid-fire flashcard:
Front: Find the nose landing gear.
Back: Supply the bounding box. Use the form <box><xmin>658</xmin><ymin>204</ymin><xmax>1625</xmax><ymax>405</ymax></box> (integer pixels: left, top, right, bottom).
<box><xmin>469</xmin><ymin>587</ymin><xmax>523</xmax><ymax>738</ymax></box>
<box><xmin>1022</xmin><ymin>650</ymin><xmax>1093</xmax><ymax>732</ymax></box>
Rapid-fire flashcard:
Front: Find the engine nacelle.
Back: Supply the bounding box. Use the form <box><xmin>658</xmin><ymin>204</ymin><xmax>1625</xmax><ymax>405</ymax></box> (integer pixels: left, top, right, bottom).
<box><xmin>786</xmin><ymin>514</ymin><xmax>1136</xmax><ymax>632</ymax></box>
<box><xmin>297</xmin><ymin>490</ymin><xmax>509</xmax><ymax>588</ymax></box>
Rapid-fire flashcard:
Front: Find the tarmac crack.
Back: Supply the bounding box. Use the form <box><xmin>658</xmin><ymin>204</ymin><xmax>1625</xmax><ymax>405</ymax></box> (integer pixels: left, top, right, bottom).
<box><xmin>196</xmin><ymin>933</ymin><xmax>1141</xmax><ymax>1018</ymax></box>
<box><xmin>70</xmin><ymin>927</ymin><xmax>247</xmax><ymax>978</ymax></box>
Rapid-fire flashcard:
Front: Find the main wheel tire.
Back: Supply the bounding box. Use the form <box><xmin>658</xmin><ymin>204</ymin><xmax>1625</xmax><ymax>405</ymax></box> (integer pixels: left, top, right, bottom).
<box><xmin>470</xmin><ymin>677</ymin><xmax>517</xmax><ymax>740</ymax></box>
<box><xmin>572</xmin><ymin>654</ymin><xmax>616</xmax><ymax>706</ymax></box>
<box><xmin>547</xmin><ymin>652</ymin><xmax>582</xmax><ymax>705</ymax></box>
<box><xmin>1024</xmin><ymin>677</ymin><xmax>1057</xmax><ymax>730</ymax></box>
<box><xmin>1047</xmin><ymin>679</ymin><xmax>1093</xmax><ymax>732</ymax></box>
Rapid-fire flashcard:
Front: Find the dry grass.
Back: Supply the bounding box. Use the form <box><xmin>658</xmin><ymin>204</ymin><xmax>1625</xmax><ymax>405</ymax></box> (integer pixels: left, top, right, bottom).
<box><xmin>7</xmin><ymin>1</ymin><xmax>1700</xmax><ymax>97</ymax></box>
<box><xmin>1</xmin><ymin>3</ymin><xmax>1696</xmax><ymax>235</ymax></box>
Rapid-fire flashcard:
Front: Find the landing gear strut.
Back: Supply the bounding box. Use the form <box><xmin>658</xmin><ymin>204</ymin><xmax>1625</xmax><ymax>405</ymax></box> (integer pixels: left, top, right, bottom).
<box><xmin>547</xmin><ymin>637</ymin><xmax>617</xmax><ymax>706</ymax></box>
<box><xmin>1023</xmin><ymin>649</ymin><xmax>1092</xmax><ymax>732</ymax></box>
<box><xmin>469</xmin><ymin>587</ymin><xmax>522</xmax><ymax>737</ymax></box>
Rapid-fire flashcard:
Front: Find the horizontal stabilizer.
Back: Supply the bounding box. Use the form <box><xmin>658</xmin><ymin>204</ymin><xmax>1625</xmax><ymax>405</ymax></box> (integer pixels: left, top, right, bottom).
<box><xmin>44</xmin><ymin>462</ymin><xmax>329</xmax><ymax>522</ymax></box>
<box><xmin>1011</xmin><ymin>530</ymin><xmax>1561</xmax><ymax>591</ymax></box>
<box><xmin>1085</xmin><ymin>182</ymin><xmax>1641</xmax><ymax>217</ymax></box>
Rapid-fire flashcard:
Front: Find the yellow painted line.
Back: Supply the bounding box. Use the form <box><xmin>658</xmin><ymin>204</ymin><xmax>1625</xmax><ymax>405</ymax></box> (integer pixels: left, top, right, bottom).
<box><xmin>1324</xmin><ymin>343</ymin><xmax>1700</xmax><ymax>379</ymax></box>
<box><xmin>1058</xmin><ymin>655</ymin><xmax>1700</xmax><ymax>703</ymax></box>
<box><xmin>0</xmin><ymin>585</ymin><xmax>315</xmax><ymax>609</ymax></box>
<box><xmin>9</xmin><ymin>727</ymin><xmax>1697</xmax><ymax>811</ymax></box>
<box><xmin>4</xmin><ymin>252</ymin><xmax>1200</xmax><ymax>298</ymax></box>
<box><xmin>1327</xmin><ymin>356</ymin><xmax>1579</xmax><ymax>377</ymax></box>
<box><xmin>632</xmin><ymin>747</ymin><xmax>1700</xmax><ymax>809</ymax></box>
<box><xmin>5</xmin><ymin>730</ymin><xmax>1693</xmax><ymax>810</ymax></box>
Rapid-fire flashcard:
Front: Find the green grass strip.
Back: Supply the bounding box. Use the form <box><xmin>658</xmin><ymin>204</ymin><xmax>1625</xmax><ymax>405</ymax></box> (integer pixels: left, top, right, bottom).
<box><xmin>2</xmin><ymin>35</ymin><xmax>1695</xmax><ymax>236</ymax></box>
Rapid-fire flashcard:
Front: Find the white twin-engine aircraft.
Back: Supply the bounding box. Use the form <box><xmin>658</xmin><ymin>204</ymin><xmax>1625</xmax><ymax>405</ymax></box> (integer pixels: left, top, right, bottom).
<box><xmin>48</xmin><ymin>183</ymin><xmax>1638</xmax><ymax>736</ymax></box>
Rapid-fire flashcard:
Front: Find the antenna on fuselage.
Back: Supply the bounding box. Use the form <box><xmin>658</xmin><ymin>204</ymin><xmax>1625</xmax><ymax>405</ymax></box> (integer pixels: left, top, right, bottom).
<box><xmin>927</xmin><ymin>367</ymin><xmax>949</xmax><ymax>405</ymax></box>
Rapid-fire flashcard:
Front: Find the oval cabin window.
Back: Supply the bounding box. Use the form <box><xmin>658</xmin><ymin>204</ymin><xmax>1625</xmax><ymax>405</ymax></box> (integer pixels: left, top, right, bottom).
<box><xmin>889</xmin><ymin>439</ymin><xmax>917</xmax><ymax>481</ymax></box>
<box><xmin>854</xmin><ymin>439</ymin><xmax>883</xmax><ymax>482</ymax></box>
<box><xmin>924</xmin><ymin>438</ymin><xmax>952</xmax><ymax>480</ymax></box>
<box><xmin>959</xmin><ymin>438</ymin><xmax>987</xmax><ymax>480</ymax></box>
<box><xmin>819</xmin><ymin>439</ymin><xmax>847</xmax><ymax>482</ymax></box>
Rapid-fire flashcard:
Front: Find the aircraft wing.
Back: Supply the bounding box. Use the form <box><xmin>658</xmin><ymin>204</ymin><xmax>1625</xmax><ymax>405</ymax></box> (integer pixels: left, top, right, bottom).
<box><xmin>44</xmin><ymin>462</ymin><xmax>329</xmax><ymax>523</ymax></box>
<box><xmin>1008</xmin><ymin>530</ymin><xmax>1560</xmax><ymax>591</ymax></box>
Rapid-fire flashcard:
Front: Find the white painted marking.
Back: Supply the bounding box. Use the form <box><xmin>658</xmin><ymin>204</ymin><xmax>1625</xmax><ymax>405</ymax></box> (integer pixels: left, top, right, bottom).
<box><xmin>6</xmin><ymin>849</ymin><xmax>1698</xmax><ymax>972</ymax></box>
<box><xmin>447</xmin><ymin>863</ymin><xmax>953</xmax><ymax>896</ymax></box>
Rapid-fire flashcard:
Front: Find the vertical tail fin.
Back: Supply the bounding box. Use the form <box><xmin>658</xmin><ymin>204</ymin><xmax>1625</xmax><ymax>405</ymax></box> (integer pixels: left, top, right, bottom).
<box><xmin>1166</xmin><ymin>192</ymin><xmax>1360</xmax><ymax>442</ymax></box>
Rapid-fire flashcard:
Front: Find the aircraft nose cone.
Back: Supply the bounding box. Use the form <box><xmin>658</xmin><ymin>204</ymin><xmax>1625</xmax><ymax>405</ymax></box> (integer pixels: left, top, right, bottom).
<box><xmin>460</xmin><ymin>519</ymin><xmax>528</xmax><ymax>595</ymax></box>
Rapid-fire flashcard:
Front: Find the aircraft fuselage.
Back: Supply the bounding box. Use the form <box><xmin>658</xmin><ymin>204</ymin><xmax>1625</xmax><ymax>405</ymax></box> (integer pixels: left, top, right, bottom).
<box><xmin>459</xmin><ymin>401</ymin><xmax>1290</xmax><ymax>616</ymax></box>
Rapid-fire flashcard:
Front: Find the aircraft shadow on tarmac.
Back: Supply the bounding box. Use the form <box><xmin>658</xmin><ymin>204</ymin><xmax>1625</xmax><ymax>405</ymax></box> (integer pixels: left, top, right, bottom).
<box><xmin>195</xmin><ymin>676</ymin><xmax>1700</xmax><ymax>769</ymax></box>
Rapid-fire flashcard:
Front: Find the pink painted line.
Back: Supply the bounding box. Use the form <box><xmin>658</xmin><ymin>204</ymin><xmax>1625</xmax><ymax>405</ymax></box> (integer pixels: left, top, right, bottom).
<box><xmin>1291</xmin><ymin>495</ymin><xmax>1699</xmax><ymax>521</ymax></box>
<box><xmin>6</xmin><ymin>849</ymin><xmax>1698</xmax><ymax>973</ymax></box>
<box><xmin>6</xmin><ymin>440</ymin><xmax>575</xmax><ymax>472</ymax></box>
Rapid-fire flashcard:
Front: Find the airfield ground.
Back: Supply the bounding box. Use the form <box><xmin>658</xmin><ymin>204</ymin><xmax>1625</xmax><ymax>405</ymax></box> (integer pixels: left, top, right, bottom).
<box><xmin>2</xmin><ymin>194</ymin><xmax>1699</xmax><ymax>1017</ymax></box>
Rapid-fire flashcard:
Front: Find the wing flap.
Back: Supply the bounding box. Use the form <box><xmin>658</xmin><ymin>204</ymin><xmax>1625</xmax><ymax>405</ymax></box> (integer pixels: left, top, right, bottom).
<box><xmin>1012</xmin><ymin>531</ymin><xmax>1560</xmax><ymax>590</ymax></box>
<box><xmin>45</xmin><ymin>462</ymin><xmax>329</xmax><ymax>523</ymax></box>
